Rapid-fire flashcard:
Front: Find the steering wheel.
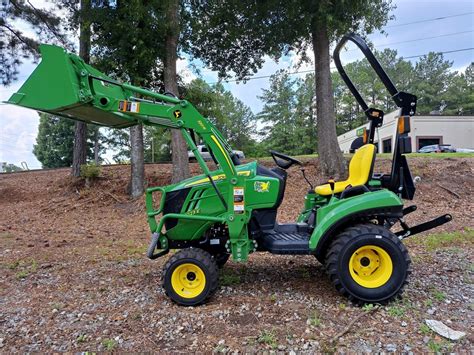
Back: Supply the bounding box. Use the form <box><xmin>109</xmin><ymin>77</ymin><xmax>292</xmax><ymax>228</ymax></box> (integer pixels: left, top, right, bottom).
<box><xmin>270</xmin><ymin>150</ymin><xmax>303</xmax><ymax>169</ymax></box>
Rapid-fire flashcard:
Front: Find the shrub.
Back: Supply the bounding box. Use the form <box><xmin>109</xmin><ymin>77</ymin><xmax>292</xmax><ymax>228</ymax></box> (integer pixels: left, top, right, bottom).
<box><xmin>80</xmin><ymin>164</ymin><xmax>101</xmax><ymax>187</ymax></box>
<box><xmin>80</xmin><ymin>163</ymin><xmax>101</xmax><ymax>179</ymax></box>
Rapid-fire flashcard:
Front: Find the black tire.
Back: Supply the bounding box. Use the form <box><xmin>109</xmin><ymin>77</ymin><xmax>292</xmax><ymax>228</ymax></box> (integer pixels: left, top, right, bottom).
<box><xmin>162</xmin><ymin>248</ymin><xmax>218</xmax><ymax>306</ymax></box>
<box><xmin>325</xmin><ymin>223</ymin><xmax>411</xmax><ymax>304</ymax></box>
<box><xmin>213</xmin><ymin>253</ymin><xmax>230</xmax><ymax>268</ymax></box>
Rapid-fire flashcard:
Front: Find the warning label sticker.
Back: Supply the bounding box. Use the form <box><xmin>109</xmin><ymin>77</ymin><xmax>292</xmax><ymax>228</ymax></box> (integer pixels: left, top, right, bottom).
<box><xmin>118</xmin><ymin>100</ymin><xmax>140</xmax><ymax>113</ymax></box>
<box><xmin>234</xmin><ymin>204</ymin><xmax>244</xmax><ymax>212</ymax></box>
<box><xmin>233</xmin><ymin>187</ymin><xmax>244</xmax><ymax>214</ymax></box>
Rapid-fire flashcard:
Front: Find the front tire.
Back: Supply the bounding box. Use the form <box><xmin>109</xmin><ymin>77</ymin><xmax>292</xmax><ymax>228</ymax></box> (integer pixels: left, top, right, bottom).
<box><xmin>325</xmin><ymin>224</ymin><xmax>411</xmax><ymax>304</ymax></box>
<box><xmin>162</xmin><ymin>248</ymin><xmax>218</xmax><ymax>306</ymax></box>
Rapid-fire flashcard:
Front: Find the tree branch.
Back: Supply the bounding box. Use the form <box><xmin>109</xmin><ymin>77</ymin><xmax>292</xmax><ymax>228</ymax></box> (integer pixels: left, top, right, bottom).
<box><xmin>0</xmin><ymin>23</ymin><xmax>38</xmax><ymax>53</ymax></box>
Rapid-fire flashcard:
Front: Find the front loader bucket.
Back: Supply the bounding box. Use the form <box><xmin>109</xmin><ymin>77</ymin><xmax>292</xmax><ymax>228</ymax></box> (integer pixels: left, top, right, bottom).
<box><xmin>6</xmin><ymin>44</ymin><xmax>138</xmax><ymax>128</ymax></box>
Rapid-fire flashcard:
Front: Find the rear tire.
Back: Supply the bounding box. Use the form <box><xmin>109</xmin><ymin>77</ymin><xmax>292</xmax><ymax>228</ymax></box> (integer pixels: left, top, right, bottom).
<box><xmin>325</xmin><ymin>223</ymin><xmax>411</xmax><ymax>304</ymax></box>
<box><xmin>162</xmin><ymin>248</ymin><xmax>218</xmax><ymax>306</ymax></box>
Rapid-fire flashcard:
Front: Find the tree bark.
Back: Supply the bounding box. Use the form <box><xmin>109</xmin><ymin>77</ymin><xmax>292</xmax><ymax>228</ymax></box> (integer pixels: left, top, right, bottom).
<box><xmin>164</xmin><ymin>0</ymin><xmax>190</xmax><ymax>183</ymax></box>
<box><xmin>72</xmin><ymin>0</ymin><xmax>91</xmax><ymax>177</ymax></box>
<box><xmin>130</xmin><ymin>124</ymin><xmax>145</xmax><ymax>197</ymax></box>
<box><xmin>94</xmin><ymin>128</ymin><xmax>99</xmax><ymax>164</ymax></box>
<box><xmin>312</xmin><ymin>18</ymin><xmax>346</xmax><ymax>179</ymax></box>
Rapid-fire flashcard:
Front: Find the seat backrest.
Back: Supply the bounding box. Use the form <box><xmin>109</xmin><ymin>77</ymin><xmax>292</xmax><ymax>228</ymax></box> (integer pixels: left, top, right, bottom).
<box><xmin>347</xmin><ymin>144</ymin><xmax>376</xmax><ymax>186</ymax></box>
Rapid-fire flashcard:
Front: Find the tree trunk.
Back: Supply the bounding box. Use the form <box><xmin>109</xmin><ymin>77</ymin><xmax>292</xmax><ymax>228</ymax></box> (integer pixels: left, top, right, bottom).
<box><xmin>130</xmin><ymin>124</ymin><xmax>145</xmax><ymax>197</ymax></box>
<box><xmin>94</xmin><ymin>128</ymin><xmax>99</xmax><ymax>164</ymax></box>
<box><xmin>311</xmin><ymin>19</ymin><xmax>346</xmax><ymax>179</ymax></box>
<box><xmin>164</xmin><ymin>0</ymin><xmax>190</xmax><ymax>183</ymax></box>
<box><xmin>72</xmin><ymin>0</ymin><xmax>91</xmax><ymax>177</ymax></box>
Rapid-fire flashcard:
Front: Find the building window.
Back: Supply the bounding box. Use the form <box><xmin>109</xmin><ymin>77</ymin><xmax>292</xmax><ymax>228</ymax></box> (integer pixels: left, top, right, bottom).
<box><xmin>382</xmin><ymin>138</ymin><xmax>392</xmax><ymax>153</ymax></box>
<box><xmin>417</xmin><ymin>136</ymin><xmax>442</xmax><ymax>150</ymax></box>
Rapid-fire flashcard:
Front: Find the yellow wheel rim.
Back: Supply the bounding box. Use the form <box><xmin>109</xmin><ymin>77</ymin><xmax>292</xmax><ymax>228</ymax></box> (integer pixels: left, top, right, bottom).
<box><xmin>171</xmin><ymin>263</ymin><xmax>206</xmax><ymax>299</ymax></box>
<box><xmin>349</xmin><ymin>245</ymin><xmax>393</xmax><ymax>288</ymax></box>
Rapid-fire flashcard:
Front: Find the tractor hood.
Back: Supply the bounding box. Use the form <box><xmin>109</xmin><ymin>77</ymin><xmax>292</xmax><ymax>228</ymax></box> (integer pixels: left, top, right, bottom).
<box><xmin>170</xmin><ymin>161</ymin><xmax>257</xmax><ymax>191</ymax></box>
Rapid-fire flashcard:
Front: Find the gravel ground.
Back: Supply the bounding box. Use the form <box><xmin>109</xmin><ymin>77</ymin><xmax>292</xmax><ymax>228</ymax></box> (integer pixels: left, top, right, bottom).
<box><xmin>0</xmin><ymin>157</ymin><xmax>473</xmax><ymax>352</ymax></box>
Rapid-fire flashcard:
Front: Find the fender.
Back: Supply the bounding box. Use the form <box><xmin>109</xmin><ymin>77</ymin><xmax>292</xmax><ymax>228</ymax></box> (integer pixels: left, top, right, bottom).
<box><xmin>310</xmin><ymin>189</ymin><xmax>403</xmax><ymax>259</ymax></box>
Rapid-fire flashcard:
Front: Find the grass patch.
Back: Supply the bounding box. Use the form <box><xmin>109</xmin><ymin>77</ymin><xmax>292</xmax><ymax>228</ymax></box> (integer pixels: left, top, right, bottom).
<box><xmin>102</xmin><ymin>338</ymin><xmax>117</xmax><ymax>351</ymax></box>
<box><xmin>362</xmin><ymin>303</ymin><xmax>375</xmax><ymax>312</ymax></box>
<box><xmin>426</xmin><ymin>338</ymin><xmax>453</xmax><ymax>353</ymax></box>
<box><xmin>408</xmin><ymin>228</ymin><xmax>474</xmax><ymax>251</ymax></box>
<box><xmin>257</xmin><ymin>329</ymin><xmax>277</xmax><ymax>349</ymax></box>
<box><xmin>7</xmin><ymin>260</ymin><xmax>20</xmax><ymax>270</ymax></box>
<box><xmin>307</xmin><ymin>310</ymin><xmax>321</xmax><ymax>327</ymax></box>
<box><xmin>13</xmin><ymin>259</ymin><xmax>38</xmax><ymax>279</ymax></box>
<box><xmin>76</xmin><ymin>334</ymin><xmax>87</xmax><ymax>343</ymax></box>
<box><xmin>420</xmin><ymin>323</ymin><xmax>432</xmax><ymax>335</ymax></box>
<box><xmin>431</xmin><ymin>288</ymin><xmax>446</xmax><ymax>302</ymax></box>
<box><xmin>427</xmin><ymin>339</ymin><xmax>443</xmax><ymax>353</ymax></box>
<box><xmin>387</xmin><ymin>304</ymin><xmax>406</xmax><ymax>318</ymax></box>
<box><xmin>219</xmin><ymin>269</ymin><xmax>241</xmax><ymax>286</ymax></box>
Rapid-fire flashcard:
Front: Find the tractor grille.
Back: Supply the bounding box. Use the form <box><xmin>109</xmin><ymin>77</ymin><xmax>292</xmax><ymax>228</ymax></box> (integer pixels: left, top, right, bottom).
<box><xmin>163</xmin><ymin>187</ymin><xmax>191</xmax><ymax>230</ymax></box>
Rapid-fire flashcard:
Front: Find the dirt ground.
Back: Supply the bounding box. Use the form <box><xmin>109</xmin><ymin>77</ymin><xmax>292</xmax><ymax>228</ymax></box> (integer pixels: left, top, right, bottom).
<box><xmin>0</xmin><ymin>156</ymin><xmax>473</xmax><ymax>352</ymax></box>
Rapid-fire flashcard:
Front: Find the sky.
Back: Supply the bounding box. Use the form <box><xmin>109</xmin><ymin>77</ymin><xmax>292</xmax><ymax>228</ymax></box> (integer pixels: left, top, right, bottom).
<box><xmin>0</xmin><ymin>0</ymin><xmax>473</xmax><ymax>169</ymax></box>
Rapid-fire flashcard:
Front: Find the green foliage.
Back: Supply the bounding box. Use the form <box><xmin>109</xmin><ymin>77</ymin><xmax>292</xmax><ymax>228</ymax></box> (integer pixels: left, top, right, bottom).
<box><xmin>103</xmin><ymin>128</ymin><xmax>131</xmax><ymax>162</ymax></box>
<box><xmin>420</xmin><ymin>323</ymin><xmax>432</xmax><ymax>335</ymax></box>
<box><xmin>13</xmin><ymin>259</ymin><xmax>37</xmax><ymax>280</ymax></box>
<box><xmin>0</xmin><ymin>1</ymin><xmax>71</xmax><ymax>85</ymax></box>
<box><xmin>76</xmin><ymin>334</ymin><xmax>87</xmax><ymax>343</ymax></box>
<box><xmin>307</xmin><ymin>310</ymin><xmax>321</xmax><ymax>327</ymax></box>
<box><xmin>89</xmin><ymin>0</ymin><xmax>166</xmax><ymax>85</ymax></box>
<box><xmin>257</xmin><ymin>329</ymin><xmax>277</xmax><ymax>349</ymax></box>
<box><xmin>187</xmin><ymin>0</ymin><xmax>393</xmax><ymax>176</ymax></box>
<box><xmin>362</xmin><ymin>303</ymin><xmax>375</xmax><ymax>312</ymax></box>
<box><xmin>427</xmin><ymin>339</ymin><xmax>443</xmax><ymax>353</ymax></box>
<box><xmin>219</xmin><ymin>269</ymin><xmax>241</xmax><ymax>286</ymax></box>
<box><xmin>386</xmin><ymin>304</ymin><xmax>406</xmax><ymax>317</ymax></box>
<box><xmin>33</xmin><ymin>113</ymin><xmax>104</xmax><ymax>168</ymax></box>
<box><xmin>333</xmin><ymin>50</ymin><xmax>473</xmax><ymax>127</ymax></box>
<box><xmin>333</xmin><ymin>48</ymin><xmax>415</xmax><ymax>131</ymax></box>
<box><xmin>2</xmin><ymin>164</ymin><xmax>23</xmax><ymax>173</ymax></box>
<box><xmin>144</xmin><ymin>127</ymin><xmax>171</xmax><ymax>163</ymax></box>
<box><xmin>184</xmin><ymin>79</ymin><xmax>257</xmax><ymax>154</ymax></box>
<box><xmin>80</xmin><ymin>164</ymin><xmax>101</xmax><ymax>179</ymax></box>
<box><xmin>102</xmin><ymin>338</ymin><xmax>117</xmax><ymax>351</ymax></box>
<box><xmin>33</xmin><ymin>113</ymin><xmax>75</xmax><ymax>168</ymax></box>
<box><xmin>257</xmin><ymin>70</ymin><xmax>315</xmax><ymax>155</ymax></box>
<box><xmin>431</xmin><ymin>289</ymin><xmax>446</xmax><ymax>302</ymax></box>
<box><xmin>188</xmin><ymin>1</ymin><xmax>394</xmax><ymax>81</ymax></box>
<box><xmin>408</xmin><ymin>228</ymin><xmax>474</xmax><ymax>251</ymax></box>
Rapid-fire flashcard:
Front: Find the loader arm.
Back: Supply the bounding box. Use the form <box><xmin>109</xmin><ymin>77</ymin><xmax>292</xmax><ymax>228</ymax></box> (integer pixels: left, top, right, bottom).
<box><xmin>6</xmin><ymin>44</ymin><xmax>237</xmax><ymax>181</ymax></box>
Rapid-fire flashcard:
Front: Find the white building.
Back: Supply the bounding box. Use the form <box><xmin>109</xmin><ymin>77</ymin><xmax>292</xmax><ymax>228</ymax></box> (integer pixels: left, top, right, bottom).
<box><xmin>337</xmin><ymin>111</ymin><xmax>474</xmax><ymax>153</ymax></box>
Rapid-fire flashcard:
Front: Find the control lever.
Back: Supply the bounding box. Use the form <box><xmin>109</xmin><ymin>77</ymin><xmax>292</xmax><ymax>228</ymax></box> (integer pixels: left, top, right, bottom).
<box><xmin>300</xmin><ymin>167</ymin><xmax>314</xmax><ymax>190</ymax></box>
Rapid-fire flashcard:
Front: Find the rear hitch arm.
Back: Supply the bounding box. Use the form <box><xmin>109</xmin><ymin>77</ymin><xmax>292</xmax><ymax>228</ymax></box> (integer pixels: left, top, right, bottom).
<box><xmin>396</xmin><ymin>214</ymin><xmax>452</xmax><ymax>240</ymax></box>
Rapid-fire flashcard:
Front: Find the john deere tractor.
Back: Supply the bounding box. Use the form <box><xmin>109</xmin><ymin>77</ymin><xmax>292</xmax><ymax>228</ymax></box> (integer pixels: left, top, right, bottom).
<box><xmin>6</xmin><ymin>33</ymin><xmax>451</xmax><ymax>306</ymax></box>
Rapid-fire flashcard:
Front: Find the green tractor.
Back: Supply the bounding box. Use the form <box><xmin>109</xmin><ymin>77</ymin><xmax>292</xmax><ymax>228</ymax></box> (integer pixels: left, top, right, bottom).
<box><xmin>6</xmin><ymin>33</ymin><xmax>451</xmax><ymax>306</ymax></box>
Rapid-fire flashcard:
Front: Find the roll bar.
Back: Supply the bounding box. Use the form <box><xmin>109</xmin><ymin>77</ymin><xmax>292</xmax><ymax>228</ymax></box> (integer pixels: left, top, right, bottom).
<box><xmin>334</xmin><ymin>33</ymin><xmax>418</xmax><ymax>200</ymax></box>
<box><xmin>333</xmin><ymin>33</ymin><xmax>417</xmax><ymax>118</ymax></box>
